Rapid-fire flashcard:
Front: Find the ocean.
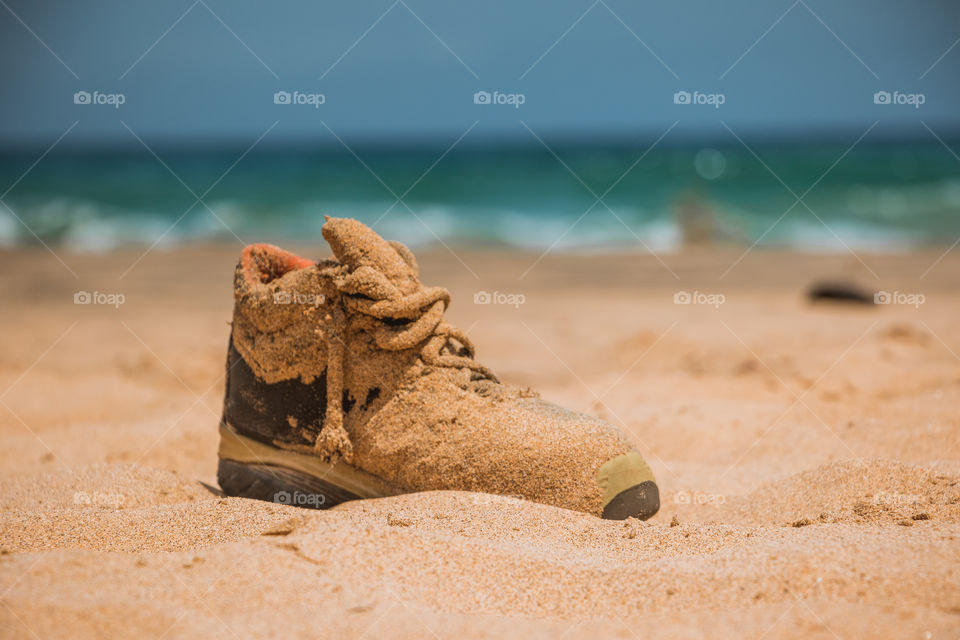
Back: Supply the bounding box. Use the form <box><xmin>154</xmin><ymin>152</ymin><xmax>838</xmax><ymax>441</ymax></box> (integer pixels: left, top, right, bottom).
<box><xmin>1</xmin><ymin>139</ymin><xmax>958</xmax><ymax>252</ymax></box>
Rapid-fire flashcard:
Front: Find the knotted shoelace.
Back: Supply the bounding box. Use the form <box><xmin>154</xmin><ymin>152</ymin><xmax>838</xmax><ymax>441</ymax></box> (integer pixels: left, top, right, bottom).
<box><xmin>314</xmin><ymin>265</ymin><xmax>497</xmax><ymax>463</ymax></box>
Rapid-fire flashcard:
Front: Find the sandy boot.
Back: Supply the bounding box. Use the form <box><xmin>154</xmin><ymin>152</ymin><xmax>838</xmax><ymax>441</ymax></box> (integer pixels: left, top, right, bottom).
<box><xmin>218</xmin><ymin>217</ymin><xmax>659</xmax><ymax>519</ymax></box>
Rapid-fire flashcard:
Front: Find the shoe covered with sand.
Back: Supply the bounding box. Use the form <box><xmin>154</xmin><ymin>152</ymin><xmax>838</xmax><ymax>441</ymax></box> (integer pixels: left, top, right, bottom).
<box><xmin>217</xmin><ymin>217</ymin><xmax>659</xmax><ymax>519</ymax></box>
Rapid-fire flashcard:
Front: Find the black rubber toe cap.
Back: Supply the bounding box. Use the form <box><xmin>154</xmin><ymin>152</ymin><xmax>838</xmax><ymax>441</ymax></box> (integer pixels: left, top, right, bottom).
<box><xmin>601</xmin><ymin>481</ymin><xmax>660</xmax><ymax>520</ymax></box>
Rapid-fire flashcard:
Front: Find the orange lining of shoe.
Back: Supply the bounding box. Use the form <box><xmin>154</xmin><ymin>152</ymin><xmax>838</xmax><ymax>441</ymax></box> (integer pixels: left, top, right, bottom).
<box><xmin>240</xmin><ymin>243</ymin><xmax>314</xmax><ymax>286</ymax></box>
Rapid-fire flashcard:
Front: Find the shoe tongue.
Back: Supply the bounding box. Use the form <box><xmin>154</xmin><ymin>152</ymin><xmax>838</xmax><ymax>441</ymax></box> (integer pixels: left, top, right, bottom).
<box><xmin>322</xmin><ymin>216</ymin><xmax>419</xmax><ymax>291</ymax></box>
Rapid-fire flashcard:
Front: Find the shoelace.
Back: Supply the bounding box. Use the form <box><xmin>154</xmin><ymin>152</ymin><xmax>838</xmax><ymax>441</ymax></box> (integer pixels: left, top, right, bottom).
<box><xmin>314</xmin><ymin>265</ymin><xmax>497</xmax><ymax>463</ymax></box>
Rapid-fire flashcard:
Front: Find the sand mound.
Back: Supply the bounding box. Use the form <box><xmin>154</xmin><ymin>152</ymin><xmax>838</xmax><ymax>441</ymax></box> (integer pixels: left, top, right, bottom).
<box><xmin>3</xmin><ymin>464</ymin><xmax>959</xmax><ymax>631</ymax></box>
<box><xmin>0</xmin><ymin>463</ymin><xmax>210</xmax><ymax>511</ymax></box>
<box><xmin>665</xmin><ymin>459</ymin><xmax>960</xmax><ymax>526</ymax></box>
<box><xmin>0</xmin><ymin>464</ymin><xmax>300</xmax><ymax>552</ymax></box>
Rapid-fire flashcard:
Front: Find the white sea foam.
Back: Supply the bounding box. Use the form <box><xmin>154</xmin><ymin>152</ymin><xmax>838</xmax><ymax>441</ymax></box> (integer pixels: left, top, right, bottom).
<box><xmin>0</xmin><ymin>197</ymin><xmax>947</xmax><ymax>254</ymax></box>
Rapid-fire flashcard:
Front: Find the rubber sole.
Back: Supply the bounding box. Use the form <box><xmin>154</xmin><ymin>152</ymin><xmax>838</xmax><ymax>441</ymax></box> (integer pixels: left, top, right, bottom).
<box><xmin>217</xmin><ymin>422</ymin><xmax>397</xmax><ymax>509</ymax></box>
<box><xmin>217</xmin><ymin>459</ymin><xmax>360</xmax><ymax>509</ymax></box>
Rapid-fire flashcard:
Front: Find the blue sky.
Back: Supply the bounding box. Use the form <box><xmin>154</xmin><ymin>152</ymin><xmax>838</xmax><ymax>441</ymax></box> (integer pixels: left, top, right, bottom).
<box><xmin>1</xmin><ymin>0</ymin><xmax>958</xmax><ymax>148</ymax></box>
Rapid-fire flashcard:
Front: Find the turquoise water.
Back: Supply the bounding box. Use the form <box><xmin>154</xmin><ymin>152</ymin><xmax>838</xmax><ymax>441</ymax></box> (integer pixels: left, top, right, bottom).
<box><xmin>1</xmin><ymin>140</ymin><xmax>958</xmax><ymax>252</ymax></box>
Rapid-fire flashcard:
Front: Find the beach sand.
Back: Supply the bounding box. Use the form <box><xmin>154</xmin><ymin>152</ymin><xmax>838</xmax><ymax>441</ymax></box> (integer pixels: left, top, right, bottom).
<box><xmin>1</xmin><ymin>244</ymin><xmax>959</xmax><ymax>638</ymax></box>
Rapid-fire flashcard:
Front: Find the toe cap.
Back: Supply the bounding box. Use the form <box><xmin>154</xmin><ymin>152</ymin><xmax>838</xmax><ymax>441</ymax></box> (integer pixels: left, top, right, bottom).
<box><xmin>597</xmin><ymin>451</ymin><xmax>659</xmax><ymax>520</ymax></box>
